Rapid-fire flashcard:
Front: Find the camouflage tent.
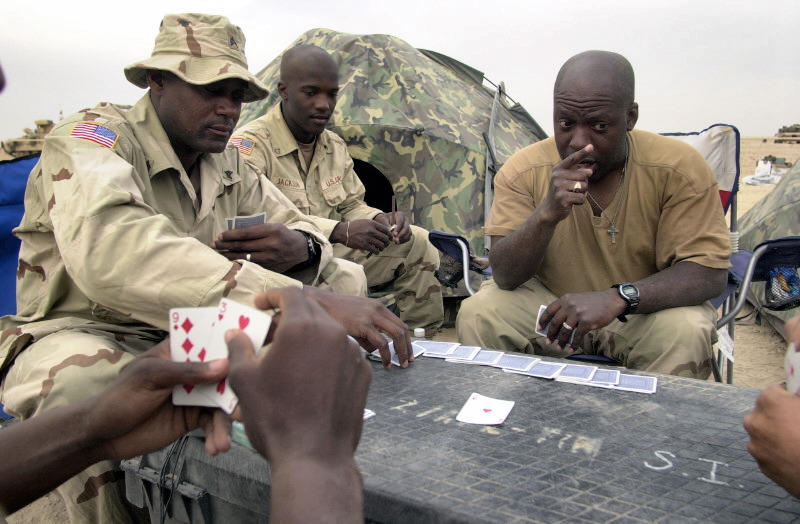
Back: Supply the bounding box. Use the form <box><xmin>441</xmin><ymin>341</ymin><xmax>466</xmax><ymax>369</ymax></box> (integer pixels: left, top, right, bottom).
<box><xmin>738</xmin><ymin>159</ymin><xmax>800</xmax><ymax>341</ymax></box>
<box><xmin>238</xmin><ymin>28</ymin><xmax>546</xmax><ymax>256</ymax></box>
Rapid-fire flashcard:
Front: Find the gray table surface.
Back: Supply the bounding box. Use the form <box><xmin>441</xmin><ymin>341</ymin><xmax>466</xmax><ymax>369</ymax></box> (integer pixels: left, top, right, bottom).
<box><xmin>125</xmin><ymin>355</ymin><xmax>800</xmax><ymax>523</ymax></box>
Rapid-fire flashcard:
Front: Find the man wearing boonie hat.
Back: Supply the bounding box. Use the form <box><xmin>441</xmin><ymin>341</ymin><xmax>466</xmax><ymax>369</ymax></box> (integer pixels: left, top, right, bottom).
<box><xmin>0</xmin><ymin>13</ymin><xmax>412</xmax><ymax>523</ymax></box>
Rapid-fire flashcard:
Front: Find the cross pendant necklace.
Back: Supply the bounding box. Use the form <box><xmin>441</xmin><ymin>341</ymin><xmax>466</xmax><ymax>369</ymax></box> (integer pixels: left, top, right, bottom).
<box><xmin>608</xmin><ymin>224</ymin><xmax>619</xmax><ymax>244</ymax></box>
<box><xmin>586</xmin><ymin>143</ymin><xmax>628</xmax><ymax>245</ymax></box>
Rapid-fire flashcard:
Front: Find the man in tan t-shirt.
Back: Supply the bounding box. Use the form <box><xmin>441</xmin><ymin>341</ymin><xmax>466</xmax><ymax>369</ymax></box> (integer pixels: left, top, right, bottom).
<box><xmin>457</xmin><ymin>50</ymin><xmax>731</xmax><ymax>379</ymax></box>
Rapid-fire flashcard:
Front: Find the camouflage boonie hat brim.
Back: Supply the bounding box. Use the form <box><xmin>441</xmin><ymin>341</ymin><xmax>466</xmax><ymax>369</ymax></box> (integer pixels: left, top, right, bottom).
<box><xmin>124</xmin><ymin>13</ymin><xmax>268</xmax><ymax>103</ymax></box>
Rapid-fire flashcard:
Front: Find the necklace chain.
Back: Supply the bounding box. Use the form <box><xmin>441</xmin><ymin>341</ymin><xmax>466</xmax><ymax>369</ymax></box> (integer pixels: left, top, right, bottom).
<box><xmin>586</xmin><ymin>143</ymin><xmax>628</xmax><ymax>244</ymax></box>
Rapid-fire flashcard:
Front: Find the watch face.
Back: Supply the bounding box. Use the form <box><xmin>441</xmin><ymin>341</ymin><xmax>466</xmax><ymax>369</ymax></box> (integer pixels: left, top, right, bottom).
<box><xmin>621</xmin><ymin>285</ymin><xmax>637</xmax><ymax>298</ymax></box>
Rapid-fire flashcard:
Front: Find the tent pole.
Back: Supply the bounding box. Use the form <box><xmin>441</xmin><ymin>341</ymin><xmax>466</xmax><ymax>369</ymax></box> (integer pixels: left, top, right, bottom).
<box><xmin>484</xmin><ymin>81</ymin><xmax>504</xmax><ymax>254</ymax></box>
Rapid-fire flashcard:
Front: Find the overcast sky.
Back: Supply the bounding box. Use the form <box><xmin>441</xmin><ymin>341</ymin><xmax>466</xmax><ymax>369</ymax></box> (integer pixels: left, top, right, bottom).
<box><xmin>1</xmin><ymin>0</ymin><xmax>797</xmax><ymax>142</ymax></box>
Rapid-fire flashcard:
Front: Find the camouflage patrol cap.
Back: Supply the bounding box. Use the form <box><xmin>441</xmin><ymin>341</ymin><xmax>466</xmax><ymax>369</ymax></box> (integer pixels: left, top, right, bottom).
<box><xmin>124</xmin><ymin>13</ymin><xmax>268</xmax><ymax>102</ymax></box>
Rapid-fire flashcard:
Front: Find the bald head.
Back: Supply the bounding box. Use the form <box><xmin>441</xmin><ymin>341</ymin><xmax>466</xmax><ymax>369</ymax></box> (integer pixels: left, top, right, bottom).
<box><xmin>280</xmin><ymin>44</ymin><xmax>338</xmax><ymax>84</ymax></box>
<box><xmin>278</xmin><ymin>44</ymin><xmax>340</xmax><ymax>143</ymax></box>
<box><xmin>555</xmin><ymin>50</ymin><xmax>635</xmax><ymax>108</ymax></box>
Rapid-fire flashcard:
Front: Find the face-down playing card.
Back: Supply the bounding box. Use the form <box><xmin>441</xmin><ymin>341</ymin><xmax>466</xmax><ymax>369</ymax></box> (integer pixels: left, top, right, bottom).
<box><xmin>613</xmin><ymin>373</ymin><xmax>658</xmax><ymax>394</ymax></box>
<box><xmin>415</xmin><ymin>340</ymin><xmax>459</xmax><ymax>358</ymax></box>
<box><xmin>493</xmin><ymin>353</ymin><xmax>539</xmax><ymax>372</ymax></box>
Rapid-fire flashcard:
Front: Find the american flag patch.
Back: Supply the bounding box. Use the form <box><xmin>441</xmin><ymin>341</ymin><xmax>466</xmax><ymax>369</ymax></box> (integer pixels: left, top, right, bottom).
<box><xmin>229</xmin><ymin>136</ymin><xmax>254</xmax><ymax>155</ymax></box>
<box><xmin>70</xmin><ymin>122</ymin><xmax>118</xmax><ymax>148</ymax></box>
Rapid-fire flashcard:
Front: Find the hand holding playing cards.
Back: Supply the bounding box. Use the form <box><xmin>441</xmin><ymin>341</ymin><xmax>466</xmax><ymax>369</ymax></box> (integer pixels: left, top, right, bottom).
<box><xmin>299</xmin><ymin>286</ymin><xmax>413</xmax><ymax>368</ymax></box>
<box><xmin>227</xmin><ymin>287</ymin><xmax>369</xmax><ymax>522</ymax></box>
<box><xmin>538</xmin><ymin>290</ymin><xmax>623</xmax><ymax>350</ymax></box>
<box><xmin>212</xmin><ymin>223</ymin><xmax>310</xmax><ymax>272</ymax></box>
<box><xmin>86</xmin><ymin>339</ymin><xmax>233</xmax><ymax>459</ymax></box>
<box><xmin>744</xmin><ymin>384</ymin><xmax>800</xmax><ymax>498</ymax></box>
<box><xmin>0</xmin><ymin>340</ymin><xmax>232</xmax><ymax>514</ymax></box>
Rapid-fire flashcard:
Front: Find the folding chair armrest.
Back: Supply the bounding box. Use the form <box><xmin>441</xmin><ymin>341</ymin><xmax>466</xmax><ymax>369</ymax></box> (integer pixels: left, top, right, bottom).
<box><xmin>716</xmin><ymin>243</ymin><xmax>770</xmax><ymax>328</ymax></box>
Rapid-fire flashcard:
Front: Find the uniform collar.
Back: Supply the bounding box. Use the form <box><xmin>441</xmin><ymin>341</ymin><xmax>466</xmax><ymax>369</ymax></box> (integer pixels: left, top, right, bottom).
<box><xmin>128</xmin><ymin>93</ymin><xmax>229</xmax><ymax>182</ymax></box>
<box><xmin>265</xmin><ymin>103</ymin><xmax>332</xmax><ymax>158</ymax></box>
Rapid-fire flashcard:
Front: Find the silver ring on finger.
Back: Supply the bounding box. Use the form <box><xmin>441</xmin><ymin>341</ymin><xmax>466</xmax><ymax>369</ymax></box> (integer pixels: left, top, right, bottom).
<box><xmin>562</xmin><ymin>322</ymin><xmax>573</xmax><ymax>331</ymax></box>
<box><xmin>246</xmin><ymin>253</ymin><xmax>251</xmax><ymax>262</ymax></box>
<box><xmin>572</xmin><ymin>182</ymin><xmax>582</xmax><ymax>193</ymax></box>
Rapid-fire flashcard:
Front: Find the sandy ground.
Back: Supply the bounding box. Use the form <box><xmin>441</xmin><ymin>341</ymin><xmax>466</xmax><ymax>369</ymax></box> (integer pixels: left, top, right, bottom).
<box><xmin>5</xmin><ymin>181</ymin><xmax>790</xmax><ymax>523</ymax></box>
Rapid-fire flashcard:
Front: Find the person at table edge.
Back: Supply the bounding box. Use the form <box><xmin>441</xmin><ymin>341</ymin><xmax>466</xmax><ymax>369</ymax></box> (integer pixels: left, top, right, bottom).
<box><xmin>457</xmin><ymin>50</ymin><xmax>730</xmax><ymax>379</ymax></box>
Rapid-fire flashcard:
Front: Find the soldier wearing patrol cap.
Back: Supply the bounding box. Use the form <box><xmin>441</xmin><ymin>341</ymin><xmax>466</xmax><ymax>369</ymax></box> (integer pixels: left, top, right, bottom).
<box><xmin>0</xmin><ymin>14</ymin><xmax>411</xmax><ymax>523</ymax></box>
<box><xmin>232</xmin><ymin>44</ymin><xmax>445</xmax><ymax>335</ymax></box>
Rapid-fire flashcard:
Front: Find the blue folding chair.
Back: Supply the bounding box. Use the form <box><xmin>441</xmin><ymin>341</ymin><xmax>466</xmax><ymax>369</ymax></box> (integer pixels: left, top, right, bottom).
<box><xmin>0</xmin><ymin>153</ymin><xmax>38</xmax><ymax>420</ymax></box>
<box><xmin>0</xmin><ymin>153</ymin><xmax>37</xmax><ymax>317</ymax></box>
<box><xmin>428</xmin><ymin>230</ymin><xmax>492</xmax><ymax>296</ymax></box>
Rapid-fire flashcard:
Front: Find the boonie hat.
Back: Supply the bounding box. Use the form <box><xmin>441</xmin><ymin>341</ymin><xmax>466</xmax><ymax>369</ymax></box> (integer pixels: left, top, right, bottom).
<box><xmin>124</xmin><ymin>13</ymin><xmax>268</xmax><ymax>102</ymax></box>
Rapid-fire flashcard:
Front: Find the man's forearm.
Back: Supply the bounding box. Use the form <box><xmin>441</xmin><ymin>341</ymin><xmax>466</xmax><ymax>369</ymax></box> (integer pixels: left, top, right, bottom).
<box><xmin>490</xmin><ymin>212</ymin><xmax>558</xmax><ymax>290</ymax></box>
<box><xmin>270</xmin><ymin>459</ymin><xmax>363</xmax><ymax>523</ymax></box>
<box><xmin>0</xmin><ymin>400</ymin><xmax>102</xmax><ymax>514</ymax></box>
<box><xmin>633</xmin><ymin>261</ymin><xmax>727</xmax><ymax>314</ymax></box>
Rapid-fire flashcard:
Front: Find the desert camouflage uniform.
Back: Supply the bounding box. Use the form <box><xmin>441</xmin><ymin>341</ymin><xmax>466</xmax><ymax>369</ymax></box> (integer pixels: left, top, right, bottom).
<box><xmin>232</xmin><ymin>104</ymin><xmax>443</xmax><ymax>332</ymax></box>
<box><xmin>0</xmin><ymin>94</ymin><xmax>365</xmax><ymax>523</ymax></box>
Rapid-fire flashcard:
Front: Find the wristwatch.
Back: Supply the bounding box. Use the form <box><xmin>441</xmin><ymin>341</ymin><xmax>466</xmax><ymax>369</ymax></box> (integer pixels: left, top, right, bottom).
<box><xmin>299</xmin><ymin>230</ymin><xmax>317</xmax><ymax>262</ymax></box>
<box><xmin>611</xmin><ymin>283</ymin><xmax>640</xmax><ymax>322</ymax></box>
<box><xmin>288</xmin><ymin>231</ymin><xmax>320</xmax><ymax>272</ymax></box>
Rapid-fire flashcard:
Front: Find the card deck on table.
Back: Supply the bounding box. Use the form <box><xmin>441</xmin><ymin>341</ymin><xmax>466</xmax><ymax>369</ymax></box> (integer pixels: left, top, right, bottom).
<box><xmin>785</xmin><ymin>342</ymin><xmax>800</xmax><ymax>395</ymax></box>
<box><xmin>456</xmin><ymin>392</ymin><xmax>515</xmax><ymax>425</ymax></box>
<box><xmin>415</xmin><ymin>340</ymin><xmax>459</xmax><ymax>358</ymax></box>
<box><xmin>494</xmin><ymin>353</ymin><xmax>539</xmax><ymax>372</ymax></box>
<box><xmin>554</xmin><ymin>363</ymin><xmax>598</xmax><ymax>383</ymax></box>
<box><xmin>505</xmin><ymin>361</ymin><xmax>565</xmax><ymax>379</ymax></box>
<box><xmin>613</xmin><ymin>374</ymin><xmax>658</xmax><ymax>394</ymax></box>
<box><xmin>226</xmin><ymin>212</ymin><xmax>267</xmax><ymax>230</ymax></box>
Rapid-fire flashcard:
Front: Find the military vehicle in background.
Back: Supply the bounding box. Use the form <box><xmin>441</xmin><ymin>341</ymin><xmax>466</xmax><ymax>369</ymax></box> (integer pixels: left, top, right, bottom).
<box><xmin>0</xmin><ymin>119</ymin><xmax>53</xmax><ymax>161</ymax></box>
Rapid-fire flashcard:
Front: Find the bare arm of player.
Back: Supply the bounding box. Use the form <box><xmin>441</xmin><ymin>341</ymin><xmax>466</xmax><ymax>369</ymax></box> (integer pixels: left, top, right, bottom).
<box><xmin>226</xmin><ymin>287</ymin><xmax>370</xmax><ymax>524</ymax></box>
<box><xmin>330</xmin><ymin>219</ymin><xmax>392</xmax><ymax>254</ymax></box>
<box><xmin>0</xmin><ymin>341</ymin><xmax>231</xmax><ymax>515</ymax></box>
<box><xmin>292</xmin><ymin>285</ymin><xmax>413</xmax><ymax>369</ymax></box>
<box><xmin>490</xmin><ymin>145</ymin><xmax>594</xmax><ymax>290</ymax></box>
<box><xmin>540</xmin><ymin>261</ymin><xmax>727</xmax><ymax>351</ymax></box>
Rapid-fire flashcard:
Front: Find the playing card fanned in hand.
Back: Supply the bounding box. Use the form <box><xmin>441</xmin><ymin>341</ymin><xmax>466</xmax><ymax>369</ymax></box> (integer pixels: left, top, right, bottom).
<box><xmin>169</xmin><ymin>299</ymin><xmax>272</xmax><ymax>414</ymax></box>
<box><xmin>170</xmin><ymin>307</ymin><xmax>219</xmax><ymax>408</ymax></box>
<box><xmin>456</xmin><ymin>392</ymin><xmax>514</xmax><ymax>425</ymax></box>
<box><xmin>206</xmin><ymin>298</ymin><xmax>272</xmax><ymax>412</ymax></box>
